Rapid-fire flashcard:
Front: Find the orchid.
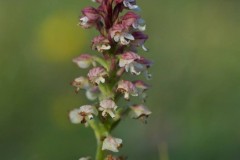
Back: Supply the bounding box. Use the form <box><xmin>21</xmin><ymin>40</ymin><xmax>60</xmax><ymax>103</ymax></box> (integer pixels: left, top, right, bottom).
<box><xmin>69</xmin><ymin>0</ymin><xmax>153</xmax><ymax>159</ymax></box>
<box><xmin>73</xmin><ymin>54</ymin><xmax>96</xmax><ymax>69</ymax></box>
<box><xmin>69</xmin><ymin>105</ymin><xmax>98</xmax><ymax>125</ymax></box>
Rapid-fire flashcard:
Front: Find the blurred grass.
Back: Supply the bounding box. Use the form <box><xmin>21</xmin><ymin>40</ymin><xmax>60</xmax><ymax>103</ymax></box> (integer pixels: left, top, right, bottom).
<box><xmin>0</xmin><ymin>0</ymin><xmax>240</xmax><ymax>160</ymax></box>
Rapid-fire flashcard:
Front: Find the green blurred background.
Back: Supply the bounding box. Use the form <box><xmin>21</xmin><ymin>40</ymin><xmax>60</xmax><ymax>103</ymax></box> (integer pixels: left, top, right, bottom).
<box><xmin>1</xmin><ymin>0</ymin><xmax>240</xmax><ymax>159</ymax></box>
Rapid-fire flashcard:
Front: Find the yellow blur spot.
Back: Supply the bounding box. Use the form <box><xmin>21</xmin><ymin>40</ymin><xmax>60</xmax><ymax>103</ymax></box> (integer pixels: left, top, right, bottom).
<box><xmin>37</xmin><ymin>11</ymin><xmax>87</xmax><ymax>62</ymax></box>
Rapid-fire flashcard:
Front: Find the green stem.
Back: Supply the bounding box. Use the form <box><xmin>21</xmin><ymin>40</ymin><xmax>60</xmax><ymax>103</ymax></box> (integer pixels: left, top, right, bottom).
<box><xmin>88</xmin><ymin>119</ymin><xmax>109</xmax><ymax>160</ymax></box>
<box><xmin>95</xmin><ymin>138</ymin><xmax>104</xmax><ymax>160</ymax></box>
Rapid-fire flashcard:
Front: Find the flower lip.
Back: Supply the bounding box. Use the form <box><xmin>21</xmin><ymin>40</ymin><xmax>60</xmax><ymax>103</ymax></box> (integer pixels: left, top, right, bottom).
<box><xmin>119</xmin><ymin>52</ymin><xmax>142</xmax><ymax>75</ymax></box>
<box><xmin>92</xmin><ymin>35</ymin><xmax>111</xmax><ymax>52</ymax></box>
<box><xmin>86</xmin><ymin>86</ymin><xmax>100</xmax><ymax>101</ymax></box>
<box><xmin>102</xmin><ymin>136</ymin><xmax>123</xmax><ymax>152</ymax></box>
<box><xmin>110</xmin><ymin>24</ymin><xmax>134</xmax><ymax>45</ymax></box>
<box><xmin>117</xmin><ymin>80</ymin><xmax>138</xmax><ymax>100</ymax></box>
<box><xmin>69</xmin><ymin>105</ymin><xmax>98</xmax><ymax>124</ymax></box>
<box><xmin>71</xmin><ymin>76</ymin><xmax>90</xmax><ymax>93</ymax></box>
<box><xmin>131</xmin><ymin>31</ymin><xmax>149</xmax><ymax>51</ymax></box>
<box><xmin>88</xmin><ymin>67</ymin><xmax>108</xmax><ymax>85</ymax></box>
<box><xmin>73</xmin><ymin>54</ymin><xmax>96</xmax><ymax>69</ymax></box>
<box><xmin>123</xmin><ymin>0</ymin><xmax>140</xmax><ymax>11</ymax></box>
<box><xmin>133</xmin><ymin>80</ymin><xmax>150</xmax><ymax>90</ymax></box>
<box><xmin>136</xmin><ymin>57</ymin><xmax>153</xmax><ymax>68</ymax></box>
<box><xmin>99</xmin><ymin>99</ymin><xmax>118</xmax><ymax>118</ymax></box>
<box><xmin>130</xmin><ymin>104</ymin><xmax>152</xmax><ymax>119</ymax></box>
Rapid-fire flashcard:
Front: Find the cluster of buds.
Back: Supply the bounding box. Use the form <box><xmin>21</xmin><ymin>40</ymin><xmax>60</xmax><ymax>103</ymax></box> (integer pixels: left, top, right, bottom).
<box><xmin>70</xmin><ymin>0</ymin><xmax>152</xmax><ymax>159</ymax></box>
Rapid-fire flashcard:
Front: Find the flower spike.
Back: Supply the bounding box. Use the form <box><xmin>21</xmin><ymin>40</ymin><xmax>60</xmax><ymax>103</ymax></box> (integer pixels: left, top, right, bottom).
<box><xmin>70</xmin><ymin>0</ymin><xmax>153</xmax><ymax>158</ymax></box>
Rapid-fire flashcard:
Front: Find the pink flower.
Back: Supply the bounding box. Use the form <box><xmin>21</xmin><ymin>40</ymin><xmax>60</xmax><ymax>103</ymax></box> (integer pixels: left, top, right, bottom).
<box><xmin>131</xmin><ymin>31</ymin><xmax>149</xmax><ymax>51</ymax></box>
<box><xmin>133</xmin><ymin>80</ymin><xmax>149</xmax><ymax>92</ymax></box>
<box><xmin>99</xmin><ymin>99</ymin><xmax>118</xmax><ymax>118</ymax></box>
<box><xmin>92</xmin><ymin>35</ymin><xmax>111</xmax><ymax>52</ymax></box>
<box><xmin>69</xmin><ymin>105</ymin><xmax>98</xmax><ymax>125</ymax></box>
<box><xmin>71</xmin><ymin>76</ymin><xmax>90</xmax><ymax>93</ymax></box>
<box><xmin>133</xmin><ymin>80</ymin><xmax>149</xmax><ymax>102</ymax></box>
<box><xmin>73</xmin><ymin>54</ymin><xmax>96</xmax><ymax>69</ymax></box>
<box><xmin>117</xmin><ymin>80</ymin><xmax>138</xmax><ymax>100</ymax></box>
<box><xmin>115</xmin><ymin>0</ymin><xmax>139</xmax><ymax>10</ymax></box>
<box><xmin>134</xmin><ymin>57</ymin><xmax>153</xmax><ymax>79</ymax></box>
<box><xmin>123</xmin><ymin>0</ymin><xmax>139</xmax><ymax>11</ymax></box>
<box><xmin>130</xmin><ymin>104</ymin><xmax>151</xmax><ymax>122</ymax></box>
<box><xmin>110</xmin><ymin>24</ymin><xmax>134</xmax><ymax>45</ymax></box>
<box><xmin>88</xmin><ymin>67</ymin><xmax>108</xmax><ymax>85</ymax></box>
<box><xmin>102</xmin><ymin>136</ymin><xmax>122</xmax><ymax>152</ymax></box>
<box><xmin>86</xmin><ymin>86</ymin><xmax>100</xmax><ymax>101</ymax></box>
<box><xmin>79</xmin><ymin>7</ymin><xmax>100</xmax><ymax>28</ymax></box>
<box><xmin>122</xmin><ymin>12</ymin><xmax>146</xmax><ymax>31</ymax></box>
<box><xmin>118</xmin><ymin>51</ymin><xmax>141</xmax><ymax>75</ymax></box>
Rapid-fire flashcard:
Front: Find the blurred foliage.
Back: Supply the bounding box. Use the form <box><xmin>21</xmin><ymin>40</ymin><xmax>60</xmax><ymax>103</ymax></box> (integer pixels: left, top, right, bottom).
<box><xmin>0</xmin><ymin>0</ymin><xmax>240</xmax><ymax>160</ymax></box>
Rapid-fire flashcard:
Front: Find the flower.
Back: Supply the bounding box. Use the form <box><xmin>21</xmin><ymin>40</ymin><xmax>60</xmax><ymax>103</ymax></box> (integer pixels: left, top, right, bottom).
<box><xmin>118</xmin><ymin>51</ymin><xmax>141</xmax><ymax>75</ymax></box>
<box><xmin>131</xmin><ymin>31</ymin><xmax>149</xmax><ymax>51</ymax></box>
<box><xmin>92</xmin><ymin>35</ymin><xmax>111</xmax><ymax>52</ymax></box>
<box><xmin>117</xmin><ymin>80</ymin><xmax>138</xmax><ymax>100</ymax></box>
<box><xmin>122</xmin><ymin>12</ymin><xmax>146</xmax><ymax>31</ymax></box>
<box><xmin>102</xmin><ymin>136</ymin><xmax>122</xmax><ymax>152</ymax></box>
<box><xmin>110</xmin><ymin>24</ymin><xmax>134</xmax><ymax>45</ymax></box>
<box><xmin>133</xmin><ymin>80</ymin><xmax>149</xmax><ymax>102</ymax></box>
<box><xmin>79</xmin><ymin>7</ymin><xmax>100</xmax><ymax>28</ymax></box>
<box><xmin>73</xmin><ymin>54</ymin><xmax>96</xmax><ymax>69</ymax></box>
<box><xmin>123</xmin><ymin>0</ymin><xmax>140</xmax><ymax>11</ymax></box>
<box><xmin>86</xmin><ymin>86</ymin><xmax>100</xmax><ymax>101</ymax></box>
<box><xmin>130</xmin><ymin>104</ymin><xmax>151</xmax><ymax>121</ymax></box>
<box><xmin>79</xmin><ymin>157</ymin><xmax>91</xmax><ymax>160</ymax></box>
<box><xmin>135</xmin><ymin>57</ymin><xmax>153</xmax><ymax>79</ymax></box>
<box><xmin>69</xmin><ymin>105</ymin><xmax>98</xmax><ymax>124</ymax></box>
<box><xmin>99</xmin><ymin>99</ymin><xmax>118</xmax><ymax>118</ymax></box>
<box><xmin>133</xmin><ymin>80</ymin><xmax>149</xmax><ymax>93</ymax></box>
<box><xmin>88</xmin><ymin>67</ymin><xmax>108</xmax><ymax>85</ymax></box>
<box><xmin>71</xmin><ymin>76</ymin><xmax>90</xmax><ymax>93</ymax></box>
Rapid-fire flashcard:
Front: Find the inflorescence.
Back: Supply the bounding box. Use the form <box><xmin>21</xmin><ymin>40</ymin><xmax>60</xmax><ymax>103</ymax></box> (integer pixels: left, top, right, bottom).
<box><xmin>69</xmin><ymin>0</ymin><xmax>153</xmax><ymax>159</ymax></box>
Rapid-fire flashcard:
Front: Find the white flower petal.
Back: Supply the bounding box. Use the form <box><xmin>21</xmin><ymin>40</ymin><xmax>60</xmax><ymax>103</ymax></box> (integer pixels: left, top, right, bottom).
<box><xmin>124</xmin><ymin>33</ymin><xmax>135</xmax><ymax>41</ymax></box>
<box><xmin>102</xmin><ymin>136</ymin><xmax>122</xmax><ymax>152</ymax></box>
<box><xmin>69</xmin><ymin>109</ymin><xmax>83</xmax><ymax>124</ymax></box>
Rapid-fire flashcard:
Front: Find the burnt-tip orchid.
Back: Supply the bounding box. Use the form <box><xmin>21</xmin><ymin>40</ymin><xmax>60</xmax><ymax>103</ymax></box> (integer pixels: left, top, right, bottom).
<box><xmin>122</xmin><ymin>12</ymin><xmax>146</xmax><ymax>31</ymax></box>
<box><xmin>117</xmin><ymin>80</ymin><xmax>138</xmax><ymax>100</ymax></box>
<box><xmin>131</xmin><ymin>31</ymin><xmax>149</xmax><ymax>51</ymax></box>
<box><xmin>102</xmin><ymin>136</ymin><xmax>123</xmax><ymax>152</ymax></box>
<box><xmin>71</xmin><ymin>76</ymin><xmax>90</xmax><ymax>93</ymax></box>
<box><xmin>79</xmin><ymin>7</ymin><xmax>100</xmax><ymax>28</ymax></box>
<box><xmin>99</xmin><ymin>99</ymin><xmax>118</xmax><ymax>118</ymax></box>
<box><xmin>69</xmin><ymin>0</ymin><xmax>153</xmax><ymax>159</ymax></box>
<box><xmin>130</xmin><ymin>104</ymin><xmax>152</xmax><ymax>123</ymax></box>
<box><xmin>73</xmin><ymin>54</ymin><xmax>96</xmax><ymax>69</ymax></box>
<box><xmin>92</xmin><ymin>35</ymin><xmax>111</xmax><ymax>52</ymax></box>
<box><xmin>88</xmin><ymin>67</ymin><xmax>108</xmax><ymax>85</ymax></box>
<box><xmin>123</xmin><ymin>0</ymin><xmax>140</xmax><ymax>11</ymax></box>
<box><xmin>69</xmin><ymin>105</ymin><xmax>98</xmax><ymax>125</ymax></box>
<box><xmin>110</xmin><ymin>24</ymin><xmax>134</xmax><ymax>45</ymax></box>
<box><xmin>118</xmin><ymin>51</ymin><xmax>142</xmax><ymax>75</ymax></box>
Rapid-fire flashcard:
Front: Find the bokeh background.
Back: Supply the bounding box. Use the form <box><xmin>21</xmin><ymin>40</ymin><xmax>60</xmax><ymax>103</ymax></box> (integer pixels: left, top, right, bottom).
<box><xmin>1</xmin><ymin>0</ymin><xmax>240</xmax><ymax>159</ymax></box>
